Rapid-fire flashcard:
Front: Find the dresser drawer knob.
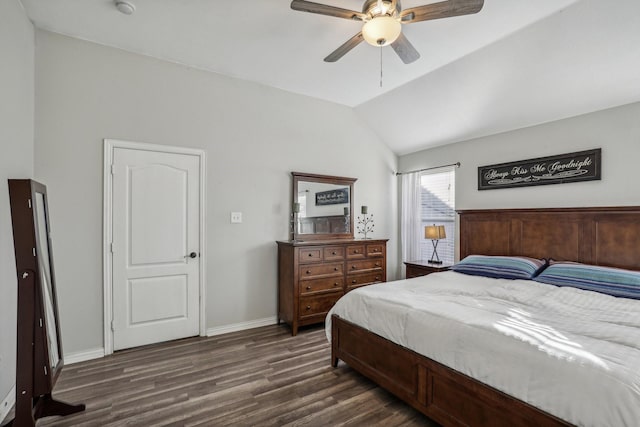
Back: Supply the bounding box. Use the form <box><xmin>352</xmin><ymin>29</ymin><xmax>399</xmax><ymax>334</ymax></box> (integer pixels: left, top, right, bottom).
<box><xmin>354</xmin><ymin>250</ymin><xmax>359</xmax><ymax>254</ymax></box>
<box><xmin>306</xmin><ymin>305</ymin><xmax>311</xmax><ymax>310</ymax></box>
<box><xmin>306</xmin><ymin>270</ymin><xmax>311</xmax><ymax>274</ymax></box>
<box><xmin>375</xmin><ymin>276</ymin><xmax>380</xmax><ymax>280</ymax></box>
<box><xmin>334</xmin><ymin>282</ymin><xmax>339</xmax><ymax>286</ymax></box>
<box><xmin>373</xmin><ymin>248</ymin><xmax>379</xmax><ymax>252</ymax></box>
<box><xmin>351</xmin><ymin>265</ymin><xmax>357</xmax><ymax>269</ymax></box>
<box><xmin>352</xmin><ymin>279</ymin><xmax>357</xmax><ymax>284</ymax></box>
<box><xmin>306</xmin><ymin>286</ymin><xmax>311</xmax><ymax>290</ymax></box>
<box><xmin>334</xmin><ymin>267</ymin><xmax>338</xmax><ymax>271</ymax></box>
<box><xmin>332</xmin><ymin>251</ymin><xmax>337</xmax><ymax>255</ymax></box>
<box><xmin>375</xmin><ymin>263</ymin><xmax>380</xmax><ymax>267</ymax></box>
<box><xmin>308</xmin><ymin>253</ymin><xmax>313</xmax><ymax>257</ymax></box>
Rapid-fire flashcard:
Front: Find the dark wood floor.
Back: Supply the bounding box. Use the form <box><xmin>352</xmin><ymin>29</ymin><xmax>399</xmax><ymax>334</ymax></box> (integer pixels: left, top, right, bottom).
<box><xmin>13</xmin><ymin>324</ymin><xmax>437</xmax><ymax>426</ymax></box>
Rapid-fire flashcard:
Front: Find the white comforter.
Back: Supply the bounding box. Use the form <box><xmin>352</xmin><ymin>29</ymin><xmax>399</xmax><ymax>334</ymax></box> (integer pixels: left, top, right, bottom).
<box><xmin>326</xmin><ymin>271</ymin><xmax>640</xmax><ymax>427</ymax></box>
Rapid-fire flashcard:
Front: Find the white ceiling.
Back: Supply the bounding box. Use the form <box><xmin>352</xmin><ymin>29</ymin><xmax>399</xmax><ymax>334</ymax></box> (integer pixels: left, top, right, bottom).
<box><xmin>19</xmin><ymin>0</ymin><xmax>640</xmax><ymax>155</ymax></box>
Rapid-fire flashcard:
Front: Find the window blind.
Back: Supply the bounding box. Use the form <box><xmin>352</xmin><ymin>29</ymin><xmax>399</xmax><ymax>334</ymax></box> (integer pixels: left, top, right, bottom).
<box><xmin>420</xmin><ymin>167</ymin><xmax>455</xmax><ymax>264</ymax></box>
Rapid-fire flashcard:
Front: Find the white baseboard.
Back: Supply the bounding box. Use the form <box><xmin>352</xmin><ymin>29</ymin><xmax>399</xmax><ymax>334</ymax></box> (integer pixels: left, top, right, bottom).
<box><xmin>1</xmin><ymin>386</ymin><xmax>15</xmax><ymax>424</ymax></box>
<box><xmin>64</xmin><ymin>347</ymin><xmax>105</xmax><ymax>365</ymax></box>
<box><xmin>206</xmin><ymin>316</ymin><xmax>278</xmax><ymax>337</ymax></box>
<box><xmin>56</xmin><ymin>319</ymin><xmax>278</xmax><ymax>365</ymax></box>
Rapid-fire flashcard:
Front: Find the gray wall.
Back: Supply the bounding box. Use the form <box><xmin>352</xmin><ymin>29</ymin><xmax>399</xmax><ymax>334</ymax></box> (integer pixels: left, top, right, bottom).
<box><xmin>399</xmin><ymin>101</ymin><xmax>640</xmax><ymax>258</ymax></box>
<box><xmin>34</xmin><ymin>31</ymin><xmax>399</xmax><ymax>356</ymax></box>
<box><xmin>0</xmin><ymin>0</ymin><xmax>35</xmax><ymax>411</ymax></box>
<box><xmin>356</xmin><ymin>0</ymin><xmax>640</xmax><ymax>156</ymax></box>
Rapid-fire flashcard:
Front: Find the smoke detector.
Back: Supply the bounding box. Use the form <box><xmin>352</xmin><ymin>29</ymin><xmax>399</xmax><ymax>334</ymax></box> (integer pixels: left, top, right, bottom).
<box><xmin>115</xmin><ymin>1</ymin><xmax>135</xmax><ymax>15</ymax></box>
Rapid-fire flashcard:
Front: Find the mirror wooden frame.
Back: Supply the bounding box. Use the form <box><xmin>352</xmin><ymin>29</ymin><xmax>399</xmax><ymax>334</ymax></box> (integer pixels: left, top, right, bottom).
<box><xmin>7</xmin><ymin>179</ymin><xmax>85</xmax><ymax>427</ymax></box>
<box><xmin>291</xmin><ymin>172</ymin><xmax>357</xmax><ymax>241</ymax></box>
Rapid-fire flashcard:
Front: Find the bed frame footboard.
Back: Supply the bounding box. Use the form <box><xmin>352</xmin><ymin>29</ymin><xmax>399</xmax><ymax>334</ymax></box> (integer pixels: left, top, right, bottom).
<box><xmin>331</xmin><ymin>315</ymin><xmax>571</xmax><ymax>427</ymax></box>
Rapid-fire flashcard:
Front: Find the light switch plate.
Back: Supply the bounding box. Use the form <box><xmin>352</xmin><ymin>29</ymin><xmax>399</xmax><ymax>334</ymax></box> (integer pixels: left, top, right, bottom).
<box><xmin>231</xmin><ymin>212</ymin><xmax>242</xmax><ymax>223</ymax></box>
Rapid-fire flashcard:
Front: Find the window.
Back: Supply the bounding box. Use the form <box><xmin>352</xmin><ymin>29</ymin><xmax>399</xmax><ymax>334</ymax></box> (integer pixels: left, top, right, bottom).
<box><xmin>297</xmin><ymin>192</ymin><xmax>307</xmax><ymax>217</ymax></box>
<box><xmin>419</xmin><ymin>168</ymin><xmax>455</xmax><ymax>264</ymax></box>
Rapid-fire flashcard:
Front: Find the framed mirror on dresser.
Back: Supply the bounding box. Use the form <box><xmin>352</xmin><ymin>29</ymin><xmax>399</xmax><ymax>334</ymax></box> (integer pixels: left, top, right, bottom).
<box><xmin>278</xmin><ymin>172</ymin><xmax>388</xmax><ymax>335</ymax></box>
<box><xmin>6</xmin><ymin>180</ymin><xmax>85</xmax><ymax>427</ymax></box>
<box><xmin>291</xmin><ymin>172</ymin><xmax>356</xmax><ymax>241</ymax></box>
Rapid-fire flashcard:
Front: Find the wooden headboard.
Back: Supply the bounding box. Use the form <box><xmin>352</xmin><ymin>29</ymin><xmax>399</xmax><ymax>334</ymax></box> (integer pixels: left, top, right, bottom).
<box><xmin>459</xmin><ymin>206</ymin><xmax>640</xmax><ymax>271</ymax></box>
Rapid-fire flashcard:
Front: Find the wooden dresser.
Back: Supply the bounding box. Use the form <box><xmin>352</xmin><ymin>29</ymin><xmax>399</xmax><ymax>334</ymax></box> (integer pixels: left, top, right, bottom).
<box><xmin>277</xmin><ymin>239</ymin><xmax>388</xmax><ymax>335</ymax></box>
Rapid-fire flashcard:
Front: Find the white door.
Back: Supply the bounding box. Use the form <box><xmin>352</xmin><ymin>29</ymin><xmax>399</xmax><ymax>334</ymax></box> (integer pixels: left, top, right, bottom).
<box><xmin>111</xmin><ymin>147</ymin><xmax>200</xmax><ymax>351</ymax></box>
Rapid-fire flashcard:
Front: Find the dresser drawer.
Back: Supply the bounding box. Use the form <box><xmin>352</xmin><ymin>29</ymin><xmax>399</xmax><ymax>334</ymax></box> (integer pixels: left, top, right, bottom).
<box><xmin>300</xmin><ymin>293</ymin><xmax>342</xmax><ymax>319</ymax></box>
<box><xmin>346</xmin><ymin>259</ymin><xmax>384</xmax><ymax>274</ymax></box>
<box><xmin>300</xmin><ymin>277</ymin><xmax>344</xmax><ymax>295</ymax></box>
<box><xmin>323</xmin><ymin>246</ymin><xmax>345</xmax><ymax>261</ymax></box>
<box><xmin>347</xmin><ymin>272</ymin><xmax>385</xmax><ymax>289</ymax></box>
<box><xmin>299</xmin><ymin>248</ymin><xmax>322</xmax><ymax>263</ymax></box>
<box><xmin>367</xmin><ymin>244</ymin><xmax>385</xmax><ymax>257</ymax></box>
<box><xmin>346</xmin><ymin>245</ymin><xmax>366</xmax><ymax>259</ymax></box>
<box><xmin>299</xmin><ymin>262</ymin><xmax>343</xmax><ymax>279</ymax></box>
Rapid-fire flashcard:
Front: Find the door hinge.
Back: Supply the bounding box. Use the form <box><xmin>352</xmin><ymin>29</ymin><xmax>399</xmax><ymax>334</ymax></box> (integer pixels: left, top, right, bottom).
<box><xmin>110</xmin><ymin>242</ymin><xmax>113</xmax><ymax>253</ymax></box>
<box><xmin>28</xmin><ymin>199</ymin><xmax>32</xmax><ymax>209</ymax></box>
<box><xmin>110</xmin><ymin>164</ymin><xmax>115</xmax><ymax>175</ymax></box>
<box><xmin>111</xmin><ymin>321</ymin><xmax>115</xmax><ymax>332</ymax></box>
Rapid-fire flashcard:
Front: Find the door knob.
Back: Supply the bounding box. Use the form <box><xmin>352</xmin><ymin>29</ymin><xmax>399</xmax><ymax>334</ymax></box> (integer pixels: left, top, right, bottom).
<box><xmin>187</xmin><ymin>252</ymin><xmax>198</xmax><ymax>258</ymax></box>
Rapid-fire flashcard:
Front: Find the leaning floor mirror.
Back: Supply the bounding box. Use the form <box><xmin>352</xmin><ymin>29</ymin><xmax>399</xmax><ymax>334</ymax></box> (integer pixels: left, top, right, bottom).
<box><xmin>6</xmin><ymin>179</ymin><xmax>84</xmax><ymax>427</ymax></box>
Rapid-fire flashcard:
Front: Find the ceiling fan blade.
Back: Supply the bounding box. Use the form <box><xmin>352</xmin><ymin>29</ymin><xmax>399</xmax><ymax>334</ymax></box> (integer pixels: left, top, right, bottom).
<box><xmin>291</xmin><ymin>0</ymin><xmax>366</xmax><ymax>21</ymax></box>
<box><xmin>389</xmin><ymin>0</ymin><xmax>398</xmax><ymax>14</ymax></box>
<box><xmin>400</xmin><ymin>0</ymin><xmax>484</xmax><ymax>24</ymax></box>
<box><xmin>391</xmin><ymin>33</ymin><xmax>420</xmax><ymax>64</ymax></box>
<box><xmin>324</xmin><ymin>32</ymin><xmax>364</xmax><ymax>62</ymax></box>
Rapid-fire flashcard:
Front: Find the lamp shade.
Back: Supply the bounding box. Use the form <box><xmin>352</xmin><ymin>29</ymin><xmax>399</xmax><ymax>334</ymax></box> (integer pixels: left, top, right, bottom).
<box><xmin>362</xmin><ymin>16</ymin><xmax>401</xmax><ymax>46</ymax></box>
<box><xmin>425</xmin><ymin>225</ymin><xmax>446</xmax><ymax>240</ymax></box>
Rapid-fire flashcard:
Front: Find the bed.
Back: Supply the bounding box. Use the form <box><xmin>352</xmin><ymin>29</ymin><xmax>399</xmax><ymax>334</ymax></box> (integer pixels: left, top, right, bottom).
<box><xmin>327</xmin><ymin>207</ymin><xmax>640</xmax><ymax>427</ymax></box>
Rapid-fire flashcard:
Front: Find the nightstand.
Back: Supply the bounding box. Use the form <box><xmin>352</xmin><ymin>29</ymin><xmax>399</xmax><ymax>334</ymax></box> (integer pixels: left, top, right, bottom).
<box><xmin>404</xmin><ymin>260</ymin><xmax>453</xmax><ymax>278</ymax></box>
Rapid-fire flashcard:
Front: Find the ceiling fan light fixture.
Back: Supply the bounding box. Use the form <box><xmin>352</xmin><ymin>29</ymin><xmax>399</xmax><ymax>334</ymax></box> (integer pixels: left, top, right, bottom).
<box><xmin>362</xmin><ymin>16</ymin><xmax>401</xmax><ymax>47</ymax></box>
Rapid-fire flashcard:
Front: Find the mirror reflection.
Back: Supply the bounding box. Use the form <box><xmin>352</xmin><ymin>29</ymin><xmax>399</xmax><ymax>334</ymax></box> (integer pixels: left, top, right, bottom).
<box><xmin>34</xmin><ymin>191</ymin><xmax>60</xmax><ymax>370</ymax></box>
<box><xmin>296</xmin><ymin>182</ymin><xmax>350</xmax><ymax>235</ymax></box>
<box><xmin>291</xmin><ymin>172</ymin><xmax>356</xmax><ymax>240</ymax></box>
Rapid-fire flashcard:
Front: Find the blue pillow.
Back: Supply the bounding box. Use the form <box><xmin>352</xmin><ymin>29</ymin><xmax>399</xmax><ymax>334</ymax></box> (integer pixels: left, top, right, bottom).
<box><xmin>451</xmin><ymin>255</ymin><xmax>546</xmax><ymax>280</ymax></box>
<box><xmin>534</xmin><ymin>262</ymin><xmax>640</xmax><ymax>300</ymax></box>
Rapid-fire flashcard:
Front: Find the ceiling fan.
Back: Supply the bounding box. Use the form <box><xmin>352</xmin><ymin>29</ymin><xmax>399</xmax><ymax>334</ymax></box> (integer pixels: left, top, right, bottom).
<box><xmin>291</xmin><ymin>0</ymin><xmax>484</xmax><ymax>64</ymax></box>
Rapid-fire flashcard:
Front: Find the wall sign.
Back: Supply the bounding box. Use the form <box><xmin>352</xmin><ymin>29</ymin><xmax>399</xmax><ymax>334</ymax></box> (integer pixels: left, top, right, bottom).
<box><xmin>315</xmin><ymin>187</ymin><xmax>349</xmax><ymax>205</ymax></box>
<box><xmin>478</xmin><ymin>148</ymin><xmax>601</xmax><ymax>190</ymax></box>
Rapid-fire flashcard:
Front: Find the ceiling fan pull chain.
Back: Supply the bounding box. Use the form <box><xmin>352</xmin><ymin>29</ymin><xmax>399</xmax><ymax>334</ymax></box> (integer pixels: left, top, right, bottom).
<box><xmin>380</xmin><ymin>46</ymin><xmax>383</xmax><ymax>88</ymax></box>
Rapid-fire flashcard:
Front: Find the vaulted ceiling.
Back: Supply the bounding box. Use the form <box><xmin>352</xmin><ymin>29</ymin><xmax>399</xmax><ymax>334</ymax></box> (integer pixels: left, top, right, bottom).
<box><xmin>20</xmin><ymin>0</ymin><xmax>640</xmax><ymax>154</ymax></box>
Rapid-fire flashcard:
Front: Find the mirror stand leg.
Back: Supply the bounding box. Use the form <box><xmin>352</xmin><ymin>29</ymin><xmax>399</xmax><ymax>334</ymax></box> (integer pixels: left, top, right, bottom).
<box><xmin>33</xmin><ymin>394</ymin><xmax>85</xmax><ymax>420</ymax></box>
